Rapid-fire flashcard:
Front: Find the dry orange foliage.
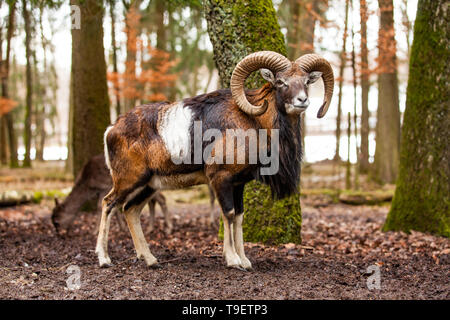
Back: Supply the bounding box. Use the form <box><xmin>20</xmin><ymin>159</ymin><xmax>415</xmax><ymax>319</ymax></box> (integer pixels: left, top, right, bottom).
<box><xmin>375</xmin><ymin>0</ymin><xmax>398</xmax><ymax>74</ymax></box>
<box><xmin>0</xmin><ymin>97</ymin><xmax>18</xmax><ymax>116</ymax></box>
<box><xmin>376</xmin><ymin>27</ymin><xmax>397</xmax><ymax>74</ymax></box>
<box><xmin>108</xmin><ymin>7</ymin><xmax>178</xmax><ymax>104</ymax></box>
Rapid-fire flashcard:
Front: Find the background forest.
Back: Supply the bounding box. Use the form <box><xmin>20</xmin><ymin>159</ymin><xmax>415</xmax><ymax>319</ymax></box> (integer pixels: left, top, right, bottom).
<box><xmin>0</xmin><ymin>0</ymin><xmax>415</xmax><ymax>171</ymax></box>
<box><xmin>0</xmin><ymin>0</ymin><xmax>448</xmax><ymax>300</ymax></box>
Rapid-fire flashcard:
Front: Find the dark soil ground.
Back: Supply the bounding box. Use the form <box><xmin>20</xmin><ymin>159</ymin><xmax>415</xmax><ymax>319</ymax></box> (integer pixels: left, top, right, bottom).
<box><xmin>0</xmin><ymin>197</ymin><xmax>448</xmax><ymax>299</ymax></box>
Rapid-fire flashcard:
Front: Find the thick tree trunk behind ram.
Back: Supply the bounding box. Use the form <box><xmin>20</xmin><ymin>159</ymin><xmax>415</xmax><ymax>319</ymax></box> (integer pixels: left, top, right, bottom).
<box><xmin>383</xmin><ymin>0</ymin><xmax>449</xmax><ymax>237</ymax></box>
<box><xmin>204</xmin><ymin>0</ymin><xmax>302</xmax><ymax>244</ymax></box>
<box><xmin>71</xmin><ymin>0</ymin><xmax>110</xmax><ymax>176</ymax></box>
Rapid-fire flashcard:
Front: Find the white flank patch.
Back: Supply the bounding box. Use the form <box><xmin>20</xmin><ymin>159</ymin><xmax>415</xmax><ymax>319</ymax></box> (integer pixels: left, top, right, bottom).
<box><xmin>158</xmin><ymin>102</ymin><xmax>193</xmax><ymax>163</ymax></box>
<box><xmin>104</xmin><ymin>126</ymin><xmax>113</xmax><ymax>171</ymax></box>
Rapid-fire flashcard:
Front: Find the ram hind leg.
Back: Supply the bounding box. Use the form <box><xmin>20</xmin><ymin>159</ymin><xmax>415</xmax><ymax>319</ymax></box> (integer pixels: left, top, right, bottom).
<box><xmin>208</xmin><ymin>185</ymin><xmax>217</xmax><ymax>228</ymax></box>
<box><xmin>123</xmin><ymin>186</ymin><xmax>159</xmax><ymax>267</ymax></box>
<box><xmin>156</xmin><ymin>193</ymin><xmax>172</xmax><ymax>235</ymax></box>
<box><xmin>146</xmin><ymin>199</ymin><xmax>156</xmax><ymax>234</ymax></box>
<box><xmin>115</xmin><ymin>210</ymin><xmax>128</xmax><ymax>232</ymax></box>
<box><xmin>95</xmin><ymin>190</ymin><xmax>118</xmax><ymax>267</ymax></box>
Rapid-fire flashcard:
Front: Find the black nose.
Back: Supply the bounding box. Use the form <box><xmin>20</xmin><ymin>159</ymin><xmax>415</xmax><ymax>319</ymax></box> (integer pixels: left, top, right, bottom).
<box><xmin>297</xmin><ymin>97</ymin><xmax>307</xmax><ymax>103</ymax></box>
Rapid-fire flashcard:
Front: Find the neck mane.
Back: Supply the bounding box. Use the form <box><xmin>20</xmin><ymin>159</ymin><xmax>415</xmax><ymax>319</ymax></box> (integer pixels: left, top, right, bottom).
<box><xmin>247</xmin><ymin>84</ymin><xmax>302</xmax><ymax>199</ymax></box>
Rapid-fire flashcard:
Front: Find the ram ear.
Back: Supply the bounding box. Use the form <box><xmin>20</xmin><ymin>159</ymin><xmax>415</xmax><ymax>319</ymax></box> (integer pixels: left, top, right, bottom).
<box><xmin>260</xmin><ymin>68</ymin><xmax>275</xmax><ymax>85</ymax></box>
<box><xmin>307</xmin><ymin>71</ymin><xmax>322</xmax><ymax>85</ymax></box>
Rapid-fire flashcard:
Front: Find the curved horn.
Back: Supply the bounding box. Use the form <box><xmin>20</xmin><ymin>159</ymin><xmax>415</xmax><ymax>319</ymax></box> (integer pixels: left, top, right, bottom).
<box><xmin>295</xmin><ymin>54</ymin><xmax>334</xmax><ymax>118</ymax></box>
<box><xmin>231</xmin><ymin>51</ymin><xmax>291</xmax><ymax>116</ymax></box>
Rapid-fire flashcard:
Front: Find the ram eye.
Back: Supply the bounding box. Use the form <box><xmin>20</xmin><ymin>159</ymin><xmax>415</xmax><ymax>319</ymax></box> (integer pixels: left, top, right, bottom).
<box><xmin>275</xmin><ymin>79</ymin><xmax>287</xmax><ymax>87</ymax></box>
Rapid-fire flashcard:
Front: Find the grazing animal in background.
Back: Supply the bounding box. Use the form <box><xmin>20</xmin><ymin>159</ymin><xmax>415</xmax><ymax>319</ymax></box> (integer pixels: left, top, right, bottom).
<box><xmin>97</xmin><ymin>51</ymin><xmax>334</xmax><ymax>270</ymax></box>
<box><xmin>51</xmin><ymin>154</ymin><xmax>172</xmax><ymax>235</ymax></box>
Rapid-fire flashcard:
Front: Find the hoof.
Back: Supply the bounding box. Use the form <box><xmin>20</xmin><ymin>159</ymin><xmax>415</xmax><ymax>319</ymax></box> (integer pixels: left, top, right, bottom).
<box><xmin>133</xmin><ymin>256</ymin><xmax>160</xmax><ymax>268</ymax></box>
<box><xmin>224</xmin><ymin>253</ymin><xmax>242</xmax><ymax>268</ymax></box>
<box><xmin>100</xmin><ymin>262</ymin><xmax>113</xmax><ymax>268</ymax></box>
<box><xmin>149</xmin><ymin>263</ymin><xmax>163</xmax><ymax>269</ymax></box>
<box><xmin>98</xmin><ymin>256</ymin><xmax>112</xmax><ymax>268</ymax></box>
<box><xmin>142</xmin><ymin>255</ymin><xmax>159</xmax><ymax>268</ymax></box>
<box><xmin>239</xmin><ymin>258</ymin><xmax>253</xmax><ymax>271</ymax></box>
<box><xmin>227</xmin><ymin>264</ymin><xmax>248</xmax><ymax>272</ymax></box>
<box><xmin>99</xmin><ymin>260</ymin><xmax>113</xmax><ymax>268</ymax></box>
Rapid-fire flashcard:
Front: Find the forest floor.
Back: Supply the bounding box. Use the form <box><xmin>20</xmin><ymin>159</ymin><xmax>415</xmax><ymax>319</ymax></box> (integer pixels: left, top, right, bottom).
<box><xmin>0</xmin><ymin>162</ymin><xmax>448</xmax><ymax>299</ymax></box>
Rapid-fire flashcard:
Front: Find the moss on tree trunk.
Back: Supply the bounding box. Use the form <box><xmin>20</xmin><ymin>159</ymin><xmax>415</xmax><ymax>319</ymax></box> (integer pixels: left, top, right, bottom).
<box><xmin>383</xmin><ymin>0</ymin><xmax>449</xmax><ymax>237</ymax></box>
<box><xmin>204</xmin><ymin>0</ymin><xmax>302</xmax><ymax>244</ymax></box>
<box><xmin>71</xmin><ymin>0</ymin><xmax>111</xmax><ymax>177</ymax></box>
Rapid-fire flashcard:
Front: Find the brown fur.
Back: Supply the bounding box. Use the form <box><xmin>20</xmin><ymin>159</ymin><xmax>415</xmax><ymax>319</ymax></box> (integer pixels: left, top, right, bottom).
<box><xmin>51</xmin><ymin>154</ymin><xmax>171</xmax><ymax>235</ymax></box>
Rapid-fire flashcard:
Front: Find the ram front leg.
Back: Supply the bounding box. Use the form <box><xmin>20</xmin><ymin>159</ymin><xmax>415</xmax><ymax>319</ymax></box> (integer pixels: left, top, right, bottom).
<box><xmin>211</xmin><ymin>173</ymin><xmax>242</xmax><ymax>269</ymax></box>
<box><xmin>232</xmin><ymin>184</ymin><xmax>252</xmax><ymax>270</ymax></box>
<box><xmin>233</xmin><ymin>214</ymin><xmax>252</xmax><ymax>270</ymax></box>
<box><xmin>221</xmin><ymin>210</ymin><xmax>242</xmax><ymax>268</ymax></box>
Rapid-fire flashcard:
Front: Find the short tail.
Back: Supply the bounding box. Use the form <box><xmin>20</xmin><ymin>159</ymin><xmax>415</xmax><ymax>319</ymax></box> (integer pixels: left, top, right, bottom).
<box><xmin>104</xmin><ymin>126</ymin><xmax>113</xmax><ymax>172</ymax></box>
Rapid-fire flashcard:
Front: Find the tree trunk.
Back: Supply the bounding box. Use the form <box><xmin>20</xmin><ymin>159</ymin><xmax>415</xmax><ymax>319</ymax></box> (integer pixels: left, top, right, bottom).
<box><xmin>0</xmin><ymin>19</ymin><xmax>5</xmax><ymax>166</ymax></box>
<box><xmin>66</xmin><ymin>70</ymin><xmax>74</xmax><ymax>174</ymax></box>
<box><xmin>372</xmin><ymin>0</ymin><xmax>400</xmax><ymax>184</ymax></box>
<box><xmin>167</xmin><ymin>3</ymin><xmax>178</xmax><ymax>101</ymax></box>
<box><xmin>346</xmin><ymin>112</ymin><xmax>351</xmax><ymax>189</ymax></box>
<box><xmin>0</xmin><ymin>117</ymin><xmax>7</xmax><ymax>165</ymax></box>
<box><xmin>123</xmin><ymin>0</ymin><xmax>141</xmax><ymax>112</ymax></box>
<box><xmin>33</xmin><ymin>49</ymin><xmax>45</xmax><ymax>162</ymax></box>
<box><xmin>383</xmin><ymin>0</ymin><xmax>449</xmax><ymax>237</ymax></box>
<box><xmin>359</xmin><ymin>0</ymin><xmax>370</xmax><ymax>173</ymax></box>
<box><xmin>351</xmin><ymin>5</ymin><xmax>360</xmax><ymax>189</ymax></box>
<box><xmin>204</xmin><ymin>0</ymin><xmax>302</xmax><ymax>244</ymax></box>
<box><xmin>155</xmin><ymin>0</ymin><xmax>167</xmax><ymax>99</ymax></box>
<box><xmin>22</xmin><ymin>0</ymin><xmax>33</xmax><ymax>167</ymax></box>
<box><xmin>71</xmin><ymin>0</ymin><xmax>110</xmax><ymax>177</ymax></box>
<box><xmin>334</xmin><ymin>0</ymin><xmax>349</xmax><ymax>161</ymax></box>
<box><xmin>286</xmin><ymin>0</ymin><xmax>322</xmax><ymax>60</ymax></box>
<box><xmin>4</xmin><ymin>113</ymin><xmax>17</xmax><ymax>167</ymax></box>
<box><xmin>109</xmin><ymin>0</ymin><xmax>121</xmax><ymax>117</ymax></box>
<box><xmin>46</xmin><ymin>13</ymin><xmax>59</xmax><ymax>161</ymax></box>
<box><xmin>285</xmin><ymin>0</ymin><xmax>328</xmax><ymax>156</ymax></box>
<box><xmin>1</xmin><ymin>1</ymin><xmax>18</xmax><ymax>168</ymax></box>
<box><xmin>35</xmin><ymin>5</ymin><xmax>47</xmax><ymax>162</ymax></box>
<box><xmin>400</xmin><ymin>0</ymin><xmax>412</xmax><ymax>59</ymax></box>
<box><xmin>155</xmin><ymin>0</ymin><xmax>166</xmax><ymax>51</ymax></box>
